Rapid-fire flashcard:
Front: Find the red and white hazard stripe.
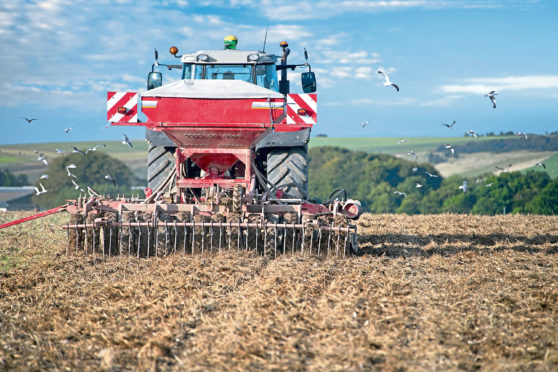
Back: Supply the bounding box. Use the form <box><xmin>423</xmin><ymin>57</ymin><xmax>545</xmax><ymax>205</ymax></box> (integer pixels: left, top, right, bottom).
<box><xmin>107</xmin><ymin>92</ymin><xmax>138</xmax><ymax>123</ymax></box>
<box><xmin>286</xmin><ymin>94</ymin><xmax>317</xmax><ymax>124</ymax></box>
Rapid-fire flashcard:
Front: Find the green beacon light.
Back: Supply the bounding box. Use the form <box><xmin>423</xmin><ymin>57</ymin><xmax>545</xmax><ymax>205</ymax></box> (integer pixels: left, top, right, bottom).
<box><xmin>224</xmin><ymin>35</ymin><xmax>238</xmax><ymax>50</ymax></box>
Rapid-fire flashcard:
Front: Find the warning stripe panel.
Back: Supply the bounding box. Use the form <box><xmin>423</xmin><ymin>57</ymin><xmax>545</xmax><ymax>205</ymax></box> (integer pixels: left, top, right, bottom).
<box><xmin>107</xmin><ymin>92</ymin><xmax>138</xmax><ymax>123</ymax></box>
<box><xmin>285</xmin><ymin>94</ymin><xmax>317</xmax><ymax>124</ymax></box>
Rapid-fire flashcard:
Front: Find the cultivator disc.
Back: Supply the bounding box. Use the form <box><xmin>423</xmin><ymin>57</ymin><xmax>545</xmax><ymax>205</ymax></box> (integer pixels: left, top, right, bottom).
<box><xmin>64</xmin><ymin>193</ymin><xmax>360</xmax><ymax>258</ymax></box>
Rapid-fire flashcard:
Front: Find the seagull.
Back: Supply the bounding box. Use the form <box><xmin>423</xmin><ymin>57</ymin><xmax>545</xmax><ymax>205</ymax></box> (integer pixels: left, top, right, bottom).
<box><xmin>535</xmin><ymin>162</ymin><xmax>546</xmax><ymax>169</ymax></box>
<box><xmin>425</xmin><ymin>171</ymin><xmax>439</xmax><ymax>178</ymax></box>
<box><xmin>445</xmin><ymin>144</ymin><xmax>455</xmax><ymax>155</ymax></box>
<box><xmin>122</xmin><ymin>134</ymin><xmax>133</xmax><ymax>148</ymax></box>
<box><xmin>66</xmin><ymin>163</ymin><xmax>77</xmax><ymax>178</ymax></box>
<box><xmin>72</xmin><ymin>146</ymin><xmax>86</xmax><ymax>156</ymax></box>
<box><xmin>40</xmin><ymin>174</ymin><xmax>48</xmax><ymax>180</ymax></box>
<box><xmin>23</xmin><ymin>117</ymin><xmax>38</xmax><ymax>123</ymax></box>
<box><xmin>101</xmin><ymin>123</ymin><xmax>111</xmax><ymax>130</ymax></box>
<box><xmin>412</xmin><ymin>167</ymin><xmax>418</xmax><ymax>172</ymax></box>
<box><xmin>37</xmin><ymin>154</ymin><xmax>48</xmax><ymax>166</ymax></box>
<box><xmin>442</xmin><ymin>120</ymin><xmax>456</xmax><ymax>129</ymax></box>
<box><xmin>515</xmin><ymin>132</ymin><xmax>528</xmax><ymax>140</ymax></box>
<box><xmin>55</xmin><ymin>148</ymin><xmax>66</xmax><ymax>154</ymax></box>
<box><xmin>407</xmin><ymin>150</ymin><xmax>417</xmax><ymax>159</ymax></box>
<box><xmin>393</xmin><ymin>191</ymin><xmax>407</xmax><ymax>198</ymax></box>
<box><xmin>377</xmin><ymin>70</ymin><xmax>399</xmax><ymax>92</ymax></box>
<box><xmin>33</xmin><ymin>149</ymin><xmax>39</xmax><ymax>155</ymax></box>
<box><xmin>397</xmin><ymin>139</ymin><xmax>409</xmax><ymax>145</ymax></box>
<box><xmin>33</xmin><ymin>182</ymin><xmax>47</xmax><ymax>195</ymax></box>
<box><xmin>416</xmin><ymin>181</ymin><xmax>423</xmax><ymax>188</ymax></box>
<box><xmin>104</xmin><ymin>168</ymin><xmax>116</xmax><ymax>187</ymax></box>
<box><xmin>459</xmin><ymin>180</ymin><xmax>468</xmax><ymax>193</ymax></box>
<box><xmin>361</xmin><ymin>121</ymin><xmax>369</xmax><ymax>128</ymax></box>
<box><xmin>485</xmin><ymin>90</ymin><xmax>497</xmax><ymax>109</ymax></box>
<box><xmin>86</xmin><ymin>143</ymin><xmax>107</xmax><ymax>154</ymax></box>
<box><xmin>71</xmin><ymin>179</ymin><xmax>80</xmax><ymax>190</ymax></box>
<box><xmin>495</xmin><ymin>164</ymin><xmax>512</xmax><ymax>172</ymax></box>
<box><xmin>485</xmin><ymin>183</ymin><xmax>492</xmax><ymax>187</ymax></box>
<box><xmin>65</xmin><ymin>127</ymin><xmax>72</xmax><ymax>134</ymax></box>
<box><xmin>466</xmin><ymin>129</ymin><xmax>478</xmax><ymax>138</ymax></box>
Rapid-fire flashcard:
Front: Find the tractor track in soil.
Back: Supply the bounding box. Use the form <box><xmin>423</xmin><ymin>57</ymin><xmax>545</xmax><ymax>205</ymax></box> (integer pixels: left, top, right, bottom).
<box><xmin>0</xmin><ymin>212</ymin><xmax>557</xmax><ymax>371</ymax></box>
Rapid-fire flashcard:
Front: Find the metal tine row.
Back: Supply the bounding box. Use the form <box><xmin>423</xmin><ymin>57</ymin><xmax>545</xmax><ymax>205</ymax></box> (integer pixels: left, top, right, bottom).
<box><xmin>65</xmin><ymin>220</ymin><xmax>354</xmax><ymax>258</ymax></box>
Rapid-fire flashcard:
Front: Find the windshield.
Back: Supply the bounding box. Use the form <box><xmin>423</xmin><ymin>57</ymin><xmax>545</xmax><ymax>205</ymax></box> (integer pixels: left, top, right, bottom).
<box><xmin>255</xmin><ymin>64</ymin><xmax>278</xmax><ymax>91</ymax></box>
<box><xmin>181</xmin><ymin>63</ymin><xmax>193</xmax><ymax>79</ymax></box>
<box><xmin>185</xmin><ymin>63</ymin><xmax>279</xmax><ymax>91</ymax></box>
<box><xmin>206</xmin><ymin>64</ymin><xmax>252</xmax><ymax>82</ymax></box>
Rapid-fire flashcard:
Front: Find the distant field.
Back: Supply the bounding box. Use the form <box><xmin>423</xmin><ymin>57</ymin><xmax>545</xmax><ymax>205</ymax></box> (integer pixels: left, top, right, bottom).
<box><xmin>523</xmin><ymin>152</ymin><xmax>558</xmax><ymax>178</ymax></box>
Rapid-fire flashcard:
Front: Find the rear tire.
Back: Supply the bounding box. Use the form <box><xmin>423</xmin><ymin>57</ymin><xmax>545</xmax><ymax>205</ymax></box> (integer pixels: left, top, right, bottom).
<box><xmin>147</xmin><ymin>145</ymin><xmax>176</xmax><ymax>192</ymax></box>
<box><xmin>266</xmin><ymin>147</ymin><xmax>308</xmax><ymax>200</ymax></box>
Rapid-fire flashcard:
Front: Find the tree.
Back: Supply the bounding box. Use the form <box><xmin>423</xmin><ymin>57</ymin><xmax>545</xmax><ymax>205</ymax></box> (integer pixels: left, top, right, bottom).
<box><xmin>0</xmin><ymin>169</ymin><xmax>29</xmax><ymax>186</ymax></box>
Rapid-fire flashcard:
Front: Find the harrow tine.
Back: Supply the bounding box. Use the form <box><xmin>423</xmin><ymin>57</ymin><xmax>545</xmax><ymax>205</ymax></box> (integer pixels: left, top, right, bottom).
<box><xmin>137</xmin><ymin>221</ymin><xmax>141</xmax><ymax>258</ymax></box>
<box><xmin>109</xmin><ymin>225</ymin><xmax>112</xmax><ymax>257</ymax></box>
<box><xmin>75</xmin><ymin>222</ymin><xmax>79</xmax><ymax>254</ymax></box>
<box><xmin>165</xmin><ymin>221</ymin><xmax>169</xmax><ymax>256</ymax></box>
<box><xmin>283</xmin><ymin>225</ymin><xmax>286</xmax><ymax>255</ymax></box>
<box><xmin>291</xmin><ymin>223</ymin><xmax>295</xmax><ymax>254</ymax></box>
<box><xmin>119</xmin><ymin>221</ymin><xmax>123</xmax><ymax>256</ymax></box>
<box><xmin>84</xmin><ymin>223</ymin><xmax>88</xmax><ymax>255</ymax></box>
<box><xmin>245</xmin><ymin>225</ymin><xmax>248</xmax><ymax>251</ymax></box>
<box><xmin>93</xmin><ymin>224</ymin><xmax>96</xmax><ymax>260</ymax></box>
<box><xmin>183</xmin><ymin>224</ymin><xmax>187</xmax><ymax>254</ymax></box>
<box><xmin>343</xmin><ymin>229</ymin><xmax>349</xmax><ymax>258</ymax></box>
<box><xmin>191</xmin><ymin>220</ymin><xmax>196</xmax><ymax>254</ymax></box>
<box><xmin>336</xmin><ymin>227</ymin><xmax>341</xmax><ymax>257</ymax></box>
<box><xmin>237</xmin><ymin>221</ymin><xmax>240</xmax><ymax>251</ymax></box>
<box><xmin>318</xmin><ymin>228</ymin><xmax>322</xmax><ymax>257</ymax></box>
<box><xmin>102</xmin><ymin>225</ymin><xmax>105</xmax><ymax>259</ymax></box>
<box><xmin>327</xmin><ymin>223</ymin><xmax>333</xmax><ymax>257</ymax></box>
<box><xmin>274</xmin><ymin>222</ymin><xmax>278</xmax><ymax>258</ymax></box>
<box><xmin>128</xmin><ymin>221</ymin><xmax>132</xmax><ymax>258</ymax></box>
<box><xmin>201</xmin><ymin>221</ymin><xmax>205</xmax><ymax>255</ymax></box>
<box><xmin>66</xmin><ymin>223</ymin><xmax>69</xmax><ymax>255</ymax></box>
<box><xmin>309</xmin><ymin>226</ymin><xmax>313</xmax><ymax>256</ymax></box>
<box><xmin>228</xmin><ymin>222</ymin><xmax>231</xmax><ymax>251</ymax></box>
<box><xmin>147</xmin><ymin>222</ymin><xmax>151</xmax><ymax>257</ymax></box>
<box><xmin>210</xmin><ymin>221</ymin><xmax>214</xmax><ymax>253</ymax></box>
<box><xmin>263</xmin><ymin>223</ymin><xmax>267</xmax><ymax>257</ymax></box>
<box><xmin>173</xmin><ymin>221</ymin><xmax>178</xmax><ymax>254</ymax></box>
<box><xmin>218</xmin><ymin>224</ymin><xmax>222</xmax><ymax>252</ymax></box>
<box><xmin>255</xmin><ymin>222</ymin><xmax>258</xmax><ymax>254</ymax></box>
<box><xmin>155</xmin><ymin>221</ymin><xmax>159</xmax><ymax>257</ymax></box>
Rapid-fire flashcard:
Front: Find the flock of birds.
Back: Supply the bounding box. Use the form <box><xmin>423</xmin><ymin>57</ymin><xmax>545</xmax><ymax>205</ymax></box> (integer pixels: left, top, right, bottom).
<box><xmin>23</xmin><ymin>119</ymin><xmax>135</xmax><ymax>197</ymax></box>
<box><xmin>362</xmin><ymin>72</ymin><xmax>547</xmax><ymax>199</ymax></box>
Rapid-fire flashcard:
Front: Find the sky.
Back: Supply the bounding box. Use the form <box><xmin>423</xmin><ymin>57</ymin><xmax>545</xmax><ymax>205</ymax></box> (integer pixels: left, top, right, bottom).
<box><xmin>0</xmin><ymin>0</ymin><xmax>557</xmax><ymax>145</ymax></box>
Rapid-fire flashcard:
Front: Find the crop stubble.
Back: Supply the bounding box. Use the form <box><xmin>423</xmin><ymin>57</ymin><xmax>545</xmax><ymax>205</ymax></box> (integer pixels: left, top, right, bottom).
<box><xmin>0</xmin><ymin>212</ymin><xmax>557</xmax><ymax>371</ymax></box>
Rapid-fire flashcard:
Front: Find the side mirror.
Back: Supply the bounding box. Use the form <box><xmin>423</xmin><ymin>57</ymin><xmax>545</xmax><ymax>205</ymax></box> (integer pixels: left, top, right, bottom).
<box><xmin>147</xmin><ymin>71</ymin><xmax>163</xmax><ymax>90</ymax></box>
<box><xmin>301</xmin><ymin>71</ymin><xmax>316</xmax><ymax>93</ymax></box>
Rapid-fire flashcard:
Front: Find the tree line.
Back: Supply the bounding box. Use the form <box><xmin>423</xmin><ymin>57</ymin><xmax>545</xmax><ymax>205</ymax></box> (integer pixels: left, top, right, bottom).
<box><xmin>309</xmin><ymin>147</ymin><xmax>557</xmax><ymax>215</ymax></box>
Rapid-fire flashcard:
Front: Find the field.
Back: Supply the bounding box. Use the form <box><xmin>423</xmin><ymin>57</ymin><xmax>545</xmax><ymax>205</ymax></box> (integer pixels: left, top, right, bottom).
<box><xmin>1</xmin><ymin>212</ymin><xmax>557</xmax><ymax>371</ymax></box>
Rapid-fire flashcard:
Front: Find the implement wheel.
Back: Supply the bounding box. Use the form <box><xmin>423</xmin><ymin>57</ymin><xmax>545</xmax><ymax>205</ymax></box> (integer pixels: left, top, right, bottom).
<box><xmin>266</xmin><ymin>146</ymin><xmax>308</xmax><ymax>200</ymax></box>
<box><xmin>147</xmin><ymin>145</ymin><xmax>176</xmax><ymax>191</ymax></box>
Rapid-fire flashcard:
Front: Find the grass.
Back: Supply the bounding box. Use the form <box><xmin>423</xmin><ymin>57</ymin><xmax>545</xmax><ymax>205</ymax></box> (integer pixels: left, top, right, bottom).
<box><xmin>522</xmin><ymin>152</ymin><xmax>558</xmax><ymax>178</ymax></box>
<box><xmin>0</xmin><ymin>211</ymin><xmax>557</xmax><ymax>370</ymax></box>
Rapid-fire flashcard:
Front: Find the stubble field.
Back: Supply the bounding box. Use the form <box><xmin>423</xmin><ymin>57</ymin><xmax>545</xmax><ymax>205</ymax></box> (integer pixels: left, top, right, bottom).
<box><xmin>1</xmin><ymin>212</ymin><xmax>557</xmax><ymax>371</ymax></box>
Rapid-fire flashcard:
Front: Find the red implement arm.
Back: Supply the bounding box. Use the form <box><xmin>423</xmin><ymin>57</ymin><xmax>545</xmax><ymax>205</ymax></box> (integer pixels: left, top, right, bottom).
<box><xmin>0</xmin><ymin>205</ymin><xmax>67</xmax><ymax>230</ymax></box>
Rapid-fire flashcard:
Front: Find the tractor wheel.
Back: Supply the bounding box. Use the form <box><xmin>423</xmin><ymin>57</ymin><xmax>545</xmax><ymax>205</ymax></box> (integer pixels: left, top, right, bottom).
<box><xmin>147</xmin><ymin>145</ymin><xmax>176</xmax><ymax>192</ymax></box>
<box><xmin>266</xmin><ymin>146</ymin><xmax>308</xmax><ymax>200</ymax></box>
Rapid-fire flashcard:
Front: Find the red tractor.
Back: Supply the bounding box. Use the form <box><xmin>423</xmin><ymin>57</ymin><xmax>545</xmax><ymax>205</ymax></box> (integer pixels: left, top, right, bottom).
<box><xmin>64</xmin><ymin>36</ymin><xmax>362</xmax><ymax>257</ymax></box>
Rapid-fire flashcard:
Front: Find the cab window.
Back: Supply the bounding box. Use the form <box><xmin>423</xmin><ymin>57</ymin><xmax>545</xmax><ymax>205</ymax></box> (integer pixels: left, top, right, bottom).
<box><xmin>255</xmin><ymin>64</ymin><xmax>278</xmax><ymax>91</ymax></box>
<box><xmin>205</xmin><ymin>64</ymin><xmax>252</xmax><ymax>83</ymax></box>
<box><xmin>182</xmin><ymin>63</ymin><xmax>193</xmax><ymax>79</ymax></box>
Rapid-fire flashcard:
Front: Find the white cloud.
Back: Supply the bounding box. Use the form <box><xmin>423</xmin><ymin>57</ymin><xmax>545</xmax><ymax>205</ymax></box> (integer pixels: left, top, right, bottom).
<box><xmin>440</xmin><ymin>75</ymin><xmax>558</xmax><ymax>94</ymax></box>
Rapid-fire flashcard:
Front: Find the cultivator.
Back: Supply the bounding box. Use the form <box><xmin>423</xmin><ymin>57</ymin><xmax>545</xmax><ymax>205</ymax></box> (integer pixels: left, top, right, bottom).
<box><xmin>0</xmin><ymin>38</ymin><xmax>366</xmax><ymax>257</ymax></box>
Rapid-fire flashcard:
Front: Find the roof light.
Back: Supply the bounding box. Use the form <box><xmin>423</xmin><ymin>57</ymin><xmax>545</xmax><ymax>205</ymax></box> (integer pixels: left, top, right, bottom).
<box><xmin>247</xmin><ymin>54</ymin><xmax>260</xmax><ymax>62</ymax></box>
<box><xmin>169</xmin><ymin>46</ymin><xmax>179</xmax><ymax>56</ymax></box>
<box><xmin>197</xmin><ymin>54</ymin><xmax>209</xmax><ymax>62</ymax></box>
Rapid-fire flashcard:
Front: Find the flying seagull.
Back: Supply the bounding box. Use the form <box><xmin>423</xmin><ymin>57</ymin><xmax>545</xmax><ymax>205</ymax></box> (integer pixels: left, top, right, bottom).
<box><xmin>101</xmin><ymin>123</ymin><xmax>111</xmax><ymax>130</ymax></box>
<box><xmin>459</xmin><ymin>180</ymin><xmax>468</xmax><ymax>193</ymax></box>
<box><xmin>86</xmin><ymin>143</ymin><xmax>107</xmax><ymax>154</ymax></box>
<box><xmin>23</xmin><ymin>117</ymin><xmax>38</xmax><ymax>123</ymax></box>
<box><xmin>397</xmin><ymin>139</ymin><xmax>409</xmax><ymax>145</ymax></box>
<box><xmin>515</xmin><ymin>132</ymin><xmax>528</xmax><ymax>140</ymax></box>
<box><xmin>466</xmin><ymin>129</ymin><xmax>478</xmax><ymax>138</ymax></box>
<box><xmin>66</xmin><ymin>163</ymin><xmax>77</xmax><ymax>178</ymax></box>
<box><xmin>72</xmin><ymin>146</ymin><xmax>86</xmax><ymax>156</ymax></box>
<box><xmin>425</xmin><ymin>171</ymin><xmax>439</xmax><ymax>178</ymax></box>
<box><xmin>536</xmin><ymin>162</ymin><xmax>546</xmax><ymax>169</ymax></box>
<box><xmin>407</xmin><ymin>150</ymin><xmax>417</xmax><ymax>159</ymax></box>
<box><xmin>485</xmin><ymin>90</ymin><xmax>497</xmax><ymax>109</ymax></box>
<box><xmin>55</xmin><ymin>148</ymin><xmax>66</xmax><ymax>154</ymax></box>
<box><xmin>442</xmin><ymin>120</ymin><xmax>456</xmax><ymax>129</ymax></box>
<box><xmin>495</xmin><ymin>164</ymin><xmax>512</xmax><ymax>172</ymax></box>
<box><xmin>377</xmin><ymin>69</ymin><xmax>399</xmax><ymax>92</ymax></box>
<box><xmin>412</xmin><ymin>167</ymin><xmax>418</xmax><ymax>172</ymax></box>
<box><xmin>361</xmin><ymin>121</ymin><xmax>369</xmax><ymax>128</ymax></box>
<box><xmin>485</xmin><ymin>183</ymin><xmax>493</xmax><ymax>187</ymax></box>
<box><xmin>65</xmin><ymin>127</ymin><xmax>72</xmax><ymax>134</ymax></box>
<box><xmin>416</xmin><ymin>181</ymin><xmax>423</xmax><ymax>188</ymax></box>
<box><xmin>33</xmin><ymin>182</ymin><xmax>47</xmax><ymax>196</ymax></box>
<box><xmin>393</xmin><ymin>191</ymin><xmax>407</xmax><ymax>198</ymax></box>
<box><xmin>122</xmin><ymin>134</ymin><xmax>133</xmax><ymax>148</ymax></box>
<box><xmin>445</xmin><ymin>144</ymin><xmax>455</xmax><ymax>155</ymax></box>
<box><xmin>37</xmin><ymin>154</ymin><xmax>48</xmax><ymax>166</ymax></box>
<box><xmin>71</xmin><ymin>179</ymin><xmax>80</xmax><ymax>190</ymax></box>
<box><xmin>40</xmin><ymin>174</ymin><xmax>49</xmax><ymax>180</ymax></box>
<box><xmin>104</xmin><ymin>168</ymin><xmax>116</xmax><ymax>187</ymax></box>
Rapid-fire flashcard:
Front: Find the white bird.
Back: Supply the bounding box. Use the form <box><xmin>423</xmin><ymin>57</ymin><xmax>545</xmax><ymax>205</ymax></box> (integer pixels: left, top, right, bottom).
<box><xmin>66</xmin><ymin>164</ymin><xmax>77</xmax><ymax>178</ymax></box>
<box><xmin>122</xmin><ymin>134</ymin><xmax>133</xmax><ymax>148</ymax></box>
<box><xmin>459</xmin><ymin>180</ymin><xmax>468</xmax><ymax>193</ymax></box>
<box><xmin>407</xmin><ymin>150</ymin><xmax>417</xmax><ymax>159</ymax></box>
<box><xmin>412</xmin><ymin>167</ymin><xmax>418</xmax><ymax>172</ymax></box>
<box><xmin>535</xmin><ymin>162</ymin><xmax>546</xmax><ymax>169</ymax></box>
<box><xmin>361</xmin><ymin>121</ymin><xmax>369</xmax><ymax>128</ymax></box>
<box><xmin>104</xmin><ymin>168</ymin><xmax>116</xmax><ymax>187</ymax></box>
<box><xmin>23</xmin><ymin>117</ymin><xmax>38</xmax><ymax>123</ymax></box>
<box><xmin>40</xmin><ymin>174</ymin><xmax>48</xmax><ymax>180</ymax></box>
<box><xmin>495</xmin><ymin>164</ymin><xmax>512</xmax><ymax>172</ymax></box>
<box><xmin>86</xmin><ymin>143</ymin><xmax>107</xmax><ymax>154</ymax></box>
<box><xmin>397</xmin><ymin>139</ymin><xmax>409</xmax><ymax>145</ymax></box>
<box><xmin>485</xmin><ymin>90</ymin><xmax>497</xmax><ymax>109</ymax></box>
<box><xmin>33</xmin><ymin>182</ymin><xmax>47</xmax><ymax>195</ymax></box>
<box><xmin>466</xmin><ymin>129</ymin><xmax>478</xmax><ymax>138</ymax></box>
<box><xmin>71</xmin><ymin>179</ymin><xmax>80</xmax><ymax>190</ymax></box>
<box><xmin>485</xmin><ymin>183</ymin><xmax>493</xmax><ymax>187</ymax></box>
<box><xmin>515</xmin><ymin>132</ymin><xmax>528</xmax><ymax>140</ymax></box>
<box><xmin>65</xmin><ymin>127</ymin><xmax>72</xmax><ymax>134</ymax></box>
<box><xmin>101</xmin><ymin>123</ymin><xmax>111</xmax><ymax>130</ymax></box>
<box><xmin>445</xmin><ymin>144</ymin><xmax>455</xmax><ymax>155</ymax></box>
<box><xmin>66</xmin><ymin>163</ymin><xmax>77</xmax><ymax>170</ymax></box>
<box><xmin>442</xmin><ymin>120</ymin><xmax>456</xmax><ymax>129</ymax></box>
<box><xmin>37</xmin><ymin>154</ymin><xmax>48</xmax><ymax>166</ymax></box>
<box><xmin>416</xmin><ymin>181</ymin><xmax>423</xmax><ymax>188</ymax></box>
<box><xmin>393</xmin><ymin>191</ymin><xmax>407</xmax><ymax>198</ymax></box>
<box><xmin>425</xmin><ymin>171</ymin><xmax>439</xmax><ymax>178</ymax></box>
<box><xmin>33</xmin><ymin>149</ymin><xmax>39</xmax><ymax>155</ymax></box>
<box><xmin>55</xmin><ymin>148</ymin><xmax>66</xmax><ymax>154</ymax></box>
<box><xmin>377</xmin><ymin>70</ymin><xmax>399</xmax><ymax>92</ymax></box>
<box><xmin>72</xmin><ymin>146</ymin><xmax>86</xmax><ymax>156</ymax></box>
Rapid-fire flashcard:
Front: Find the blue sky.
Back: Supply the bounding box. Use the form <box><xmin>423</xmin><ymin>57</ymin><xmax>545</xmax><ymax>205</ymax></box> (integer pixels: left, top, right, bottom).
<box><xmin>1</xmin><ymin>0</ymin><xmax>557</xmax><ymax>145</ymax></box>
